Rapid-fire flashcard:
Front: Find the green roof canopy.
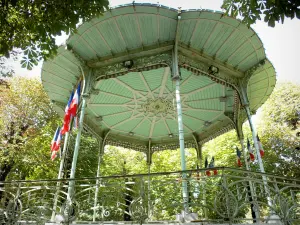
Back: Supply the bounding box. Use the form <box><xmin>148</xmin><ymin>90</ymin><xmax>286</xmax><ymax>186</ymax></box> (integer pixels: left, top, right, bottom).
<box><xmin>42</xmin><ymin>3</ymin><xmax>276</xmax><ymax>153</ymax></box>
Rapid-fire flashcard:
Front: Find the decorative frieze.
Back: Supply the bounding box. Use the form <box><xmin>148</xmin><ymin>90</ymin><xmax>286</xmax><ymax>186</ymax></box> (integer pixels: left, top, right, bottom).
<box><xmin>178</xmin><ymin>55</ymin><xmax>240</xmax><ymax>89</ymax></box>
<box><xmin>94</xmin><ymin>53</ymin><xmax>172</xmax><ymax>81</ymax></box>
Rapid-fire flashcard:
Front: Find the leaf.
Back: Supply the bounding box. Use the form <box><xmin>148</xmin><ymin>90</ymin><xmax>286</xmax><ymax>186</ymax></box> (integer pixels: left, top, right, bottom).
<box><xmin>296</xmin><ymin>9</ymin><xmax>300</xmax><ymax>19</ymax></box>
<box><xmin>268</xmin><ymin>18</ymin><xmax>276</xmax><ymax>27</ymax></box>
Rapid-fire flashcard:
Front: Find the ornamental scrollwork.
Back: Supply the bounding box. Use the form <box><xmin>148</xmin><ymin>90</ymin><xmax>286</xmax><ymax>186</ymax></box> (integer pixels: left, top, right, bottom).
<box><xmin>214</xmin><ymin>186</ymin><xmax>239</xmax><ymax>219</ymax></box>
<box><xmin>129</xmin><ymin>197</ymin><xmax>149</xmax><ymax>223</ymax></box>
<box><xmin>151</xmin><ymin>141</ymin><xmax>196</xmax><ymax>152</ymax></box>
<box><xmin>94</xmin><ymin>53</ymin><xmax>172</xmax><ymax>81</ymax></box>
<box><xmin>105</xmin><ymin>138</ymin><xmax>148</xmax><ymax>153</ymax></box>
<box><xmin>178</xmin><ymin>55</ymin><xmax>240</xmax><ymax>89</ymax></box>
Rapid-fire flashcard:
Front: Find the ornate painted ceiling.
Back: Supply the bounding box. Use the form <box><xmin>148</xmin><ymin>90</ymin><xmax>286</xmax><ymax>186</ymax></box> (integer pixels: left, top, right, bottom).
<box><xmin>41</xmin><ymin>3</ymin><xmax>276</xmax><ymax>152</ymax></box>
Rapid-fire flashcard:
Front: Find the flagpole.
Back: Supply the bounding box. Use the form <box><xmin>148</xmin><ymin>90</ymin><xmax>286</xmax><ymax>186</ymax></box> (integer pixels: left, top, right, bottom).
<box><xmin>51</xmin><ymin>131</ymin><xmax>69</xmax><ymax>222</ymax></box>
<box><xmin>66</xmin><ymin>67</ymin><xmax>88</xmax><ymax>219</ymax></box>
<box><xmin>240</xmin><ymin>86</ymin><xmax>273</xmax><ymax>211</ymax></box>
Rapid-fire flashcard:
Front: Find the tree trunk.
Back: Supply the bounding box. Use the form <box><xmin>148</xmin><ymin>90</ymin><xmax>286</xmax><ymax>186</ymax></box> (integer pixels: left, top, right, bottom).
<box><xmin>0</xmin><ymin>163</ymin><xmax>13</xmax><ymax>199</ymax></box>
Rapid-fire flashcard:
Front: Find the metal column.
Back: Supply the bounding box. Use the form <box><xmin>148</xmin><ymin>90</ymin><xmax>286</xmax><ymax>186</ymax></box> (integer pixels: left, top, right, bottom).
<box><xmin>175</xmin><ymin>78</ymin><xmax>189</xmax><ymax>213</ymax></box>
<box><xmin>172</xmin><ymin>11</ymin><xmax>189</xmax><ymax>213</ymax></box>
<box><xmin>240</xmin><ymin>86</ymin><xmax>273</xmax><ymax>210</ymax></box>
<box><xmin>93</xmin><ymin>139</ymin><xmax>103</xmax><ymax>221</ymax></box>
<box><xmin>147</xmin><ymin>139</ymin><xmax>152</xmax><ymax>218</ymax></box>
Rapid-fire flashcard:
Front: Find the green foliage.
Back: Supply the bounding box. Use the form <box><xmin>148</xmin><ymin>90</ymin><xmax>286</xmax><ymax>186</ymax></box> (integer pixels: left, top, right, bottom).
<box><xmin>261</xmin><ymin>83</ymin><xmax>300</xmax><ymax>129</ymax></box>
<box><xmin>101</xmin><ymin>146</ymin><xmax>148</xmax><ymax>176</ymax></box>
<box><xmin>152</xmin><ymin>149</ymin><xmax>198</xmax><ymax>172</ymax></box>
<box><xmin>222</xmin><ymin>0</ymin><xmax>300</xmax><ymax>27</ymax></box>
<box><xmin>0</xmin><ymin>77</ymin><xmax>59</xmax><ymax>180</ymax></box>
<box><xmin>257</xmin><ymin>83</ymin><xmax>300</xmax><ymax>177</ymax></box>
<box><xmin>16</xmin><ymin>118</ymin><xmax>61</xmax><ymax>180</ymax></box>
<box><xmin>203</xmin><ymin>130</ymin><xmax>242</xmax><ymax>168</ymax></box>
<box><xmin>75</xmin><ymin>133</ymin><xmax>100</xmax><ymax>178</ymax></box>
<box><xmin>0</xmin><ymin>0</ymin><xmax>109</xmax><ymax>71</ymax></box>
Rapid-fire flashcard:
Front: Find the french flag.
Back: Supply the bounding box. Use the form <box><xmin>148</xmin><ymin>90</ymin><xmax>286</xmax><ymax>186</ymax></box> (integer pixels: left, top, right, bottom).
<box><xmin>247</xmin><ymin>138</ymin><xmax>255</xmax><ymax>161</ymax></box>
<box><xmin>236</xmin><ymin>147</ymin><xmax>242</xmax><ymax>167</ymax></box>
<box><xmin>53</xmin><ymin>131</ymin><xmax>62</xmax><ymax>152</ymax></box>
<box><xmin>61</xmin><ymin>91</ymin><xmax>74</xmax><ymax>135</ymax></box>
<box><xmin>69</xmin><ymin>82</ymin><xmax>81</xmax><ymax>117</ymax></box>
<box><xmin>51</xmin><ymin>128</ymin><xmax>62</xmax><ymax>160</ymax></box>
<box><xmin>51</xmin><ymin>151</ymin><xmax>57</xmax><ymax>160</ymax></box>
<box><xmin>257</xmin><ymin>135</ymin><xmax>265</xmax><ymax>157</ymax></box>
<box><xmin>51</xmin><ymin>127</ymin><xmax>60</xmax><ymax>152</ymax></box>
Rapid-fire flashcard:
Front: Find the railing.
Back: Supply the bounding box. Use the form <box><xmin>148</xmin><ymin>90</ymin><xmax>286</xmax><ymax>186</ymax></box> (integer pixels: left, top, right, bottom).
<box><xmin>0</xmin><ymin>167</ymin><xmax>299</xmax><ymax>224</ymax></box>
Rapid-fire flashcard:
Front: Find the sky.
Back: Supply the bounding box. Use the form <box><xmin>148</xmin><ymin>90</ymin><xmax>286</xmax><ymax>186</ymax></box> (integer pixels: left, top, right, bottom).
<box><xmin>13</xmin><ymin>0</ymin><xmax>300</xmax><ymax>85</ymax></box>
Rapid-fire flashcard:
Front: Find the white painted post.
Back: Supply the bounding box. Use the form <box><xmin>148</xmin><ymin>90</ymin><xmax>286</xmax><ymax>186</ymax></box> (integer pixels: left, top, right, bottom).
<box><xmin>172</xmin><ymin>10</ymin><xmax>189</xmax><ymax>214</ymax></box>
<box><xmin>51</xmin><ymin>131</ymin><xmax>69</xmax><ymax>222</ymax></box>
<box><xmin>67</xmin><ymin>95</ymin><xmax>87</xmax><ymax>202</ymax></box>
<box><xmin>240</xmin><ymin>86</ymin><xmax>273</xmax><ymax>211</ymax></box>
<box><xmin>175</xmin><ymin>78</ymin><xmax>189</xmax><ymax>213</ymax></box>
<box><xmin>93</xmin><ymin>139</ymin><xmax>103</xmax><ymax>221</ymax></box>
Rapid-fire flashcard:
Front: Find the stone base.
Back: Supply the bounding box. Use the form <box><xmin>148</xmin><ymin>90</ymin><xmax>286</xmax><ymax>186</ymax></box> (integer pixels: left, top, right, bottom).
<box><xmin>45</xmin><ymin>222</ymin><xmax>282</xmax><ymax>225</ymax></box>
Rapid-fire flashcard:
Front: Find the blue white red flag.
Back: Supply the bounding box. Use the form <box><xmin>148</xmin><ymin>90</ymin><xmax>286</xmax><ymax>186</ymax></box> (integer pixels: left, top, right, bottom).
<box><xmin>51</xmin><ymin>127</ymin><xmax>60</xmax><ymax>152</ymax></box>
<box><xmin>51</xmin><ymin>128</ymin><xmax>62</xmax><ymax>160</ymax></box>
<box><xmin>257</xmin><ymin>135</ymin><xmax>265</xmax><ymax>157</ymax></box>
<box><xmin>61</xmin><ymin>91</ymin><xmax>74</xmax><ymax>135</ymax></box>
<box><xmin>69</xmin><ymin>82</ymin><xmax>81</xmax><ymax>117</ymax></box>
<box><xmin>247</xmin><ymin>138</ymin><xmax>255</xmax><ymax>161</ymax></box>
<box><xmin>53</xmin><ymin>131</ymin><xmax>62</xmax><ymax>152</ymax></box>
<box><xmin>51</xmin><ymin>151</ymin><xmax>57</xmax><ymax>160</ymax></box>
<box><xmin>236</xmin><ymin>147</ymin><xmax>242</xmax><ymax>167</ymax></box>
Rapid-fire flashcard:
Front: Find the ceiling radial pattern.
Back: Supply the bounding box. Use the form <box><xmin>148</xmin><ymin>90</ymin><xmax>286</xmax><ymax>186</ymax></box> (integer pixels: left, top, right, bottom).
<box><xmin>87</xmin><ymin>67</ymin><xmax>235</xmax><ymax>143</ymax></box>
<box><xmin>41</xmin><ymin>3</ymin><xmax>276</xmax><ymax>149</ymax></box>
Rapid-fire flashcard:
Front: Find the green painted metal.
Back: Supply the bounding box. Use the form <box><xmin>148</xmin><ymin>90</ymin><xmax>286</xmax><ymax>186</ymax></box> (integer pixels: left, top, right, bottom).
<box><xmin>41</xmin><ymin>3</ymin><xmax>276</xmax><ymax>149</ymax></box>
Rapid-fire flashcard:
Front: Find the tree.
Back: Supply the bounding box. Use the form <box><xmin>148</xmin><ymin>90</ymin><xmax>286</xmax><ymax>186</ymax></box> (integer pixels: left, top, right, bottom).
<box><xmin>0</xmin><ymin>77</ymin><xmax>58</xmax><ymax>181</ymax></box>
<box><xmin>257</xmin><ymin>83</ymin><xmax>300</xmax><ymax>178</ymax></box>
<box><xmin>0</xmin><ymin>0</ymin><xmax>109</xmax><ymax>72</ymax></box>
<box><xmin>222</xmin><ymin>0</ymin><xmax>300</xmax><ymax>27</ymax></box>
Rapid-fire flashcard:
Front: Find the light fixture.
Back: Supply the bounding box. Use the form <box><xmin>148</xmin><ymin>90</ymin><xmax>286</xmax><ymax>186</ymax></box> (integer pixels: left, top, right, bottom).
<box><xmin>208</xmin><ymin>65</ymin><xmax>219</xmax><ymax>75</ymax></box>
<box><xmin>129</xmin><ymin>132</ymin><xmax>134</xmax><ymax>136</ymax></box>
<box><xmin>123</xmin><ymin>60</ymin><xmax>134</xmax><ymax>69</ymax></box>
<box><xmin>169</xmin><ymin>133</ymin><xmax>173</xmax><ymax>138</ymax></box>
<box><xmin>95</xmin><ymin>116</ymin><xmax>102</xmax><ymax>121</ymax></box>
<box><xmin>204</xmin><ymin>121</ymin><xmax>212</xmax><ymax>127</ymax></box>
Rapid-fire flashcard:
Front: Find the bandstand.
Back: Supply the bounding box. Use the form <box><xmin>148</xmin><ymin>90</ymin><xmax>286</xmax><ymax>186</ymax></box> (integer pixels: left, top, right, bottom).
<box><xmin>0</xmin><ymin>3</ymin><xmax>299</xmax><ymax>225</ymax></box>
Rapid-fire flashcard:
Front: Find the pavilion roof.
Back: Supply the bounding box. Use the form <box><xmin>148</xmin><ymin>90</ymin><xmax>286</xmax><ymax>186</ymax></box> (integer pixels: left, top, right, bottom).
<box><xmin>41</xmin><ymin>3</ymin><xmax>276</xmax><ymax>152</ymax></box>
